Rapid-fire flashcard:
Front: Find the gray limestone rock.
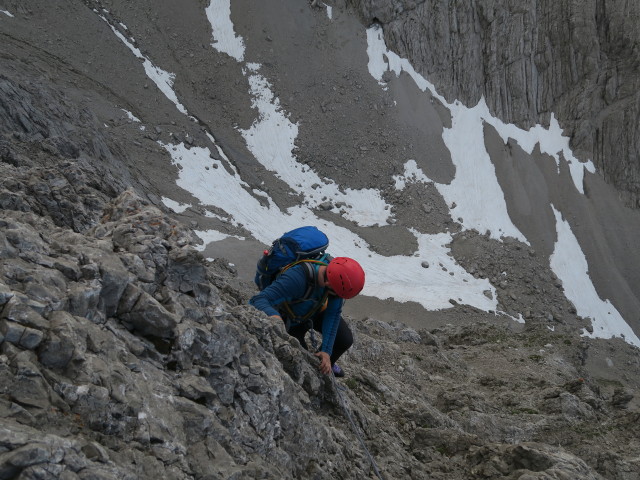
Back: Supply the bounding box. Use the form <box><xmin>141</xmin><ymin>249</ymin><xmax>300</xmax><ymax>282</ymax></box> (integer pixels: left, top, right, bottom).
<box><xmin>38</xmin><ymin>312</ymin><xmax>85</xmax><ymax>370</ymax></box>
<box><xmin>119</xmin><ymin>289</ymin><xmax>178</xmax><ymax>338</ymax></box>
<box><xmin>0</xmin><ymin>233</ymin><xmax>18</xmax><ymax>259</ymax></box>
<box><xmin>0</xmin><ymin>284</ymin><xmax>14</xmax><ymax>306</ymax></box>
<box><xmin>52</xmin><ymin>258</ymin><xmax>81</xmax><ymax>282</ymax></box>
<box><xmin>95</xmin><ymin>255</ymin><xmax>132</xmax><ymax>318</ymax></box>
<box><xmin>18</xmin><ymin>326</ymin><xmax>44</xmax><ymax>350</ymax></box>
<box><xmin>67</xmin><ymin>282</ymin><xmax>101</xmax><ymax>319</ymax></box>
<box><xmin>0</xmin><ymin>319</ymin><xmax>27</xmax><ymax>345</ymax></box>
<box><xmin>1</xmin><ymin>299</ymin><xmax>48</xmax><ymax>331</ymax></box>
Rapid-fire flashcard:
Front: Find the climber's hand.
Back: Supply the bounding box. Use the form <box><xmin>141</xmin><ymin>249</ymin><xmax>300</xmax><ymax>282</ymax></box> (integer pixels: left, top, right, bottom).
<box><xmin>314</xmin><ymin>352</ymin><xmax>331</xmax><ymax>375</ymax></box>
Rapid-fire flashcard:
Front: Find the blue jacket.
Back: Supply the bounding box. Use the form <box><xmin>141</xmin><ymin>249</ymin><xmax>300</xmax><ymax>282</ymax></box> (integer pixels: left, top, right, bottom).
<box><xmin>249</xmin><ymin>263</ymin><xmax>343</xmax><ymax>355</ymax></box>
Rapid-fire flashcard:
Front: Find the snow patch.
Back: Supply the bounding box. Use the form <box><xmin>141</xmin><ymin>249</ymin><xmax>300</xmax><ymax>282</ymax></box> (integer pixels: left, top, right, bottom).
<box><xmin>240</xmin><ymin>69</ymin><xmax>390</xmax><ymax>227</ymax></box>
<box><xmin>326</xmin><ymin>5</ymin><xmax>333</xmax><ymax>19</ymax></box>
<box><xmin>122</xmin><ymin>109</ymin><xmax>141</xmax><ymax>123</ymax></box>
<box><xmin>366</xmin><ymin>26</ymin><xmax>389</xmax><ymax>88</ymax></box>
<box><xmin>483</xmin><ymin>109</ymin><xmax>596</xmax><ymax>194</ymax></box>
<box><xmin>193</xmin><ymin>229</ymin><xmax>243</xmax><ymax>248</ymax></box>
<box><xmin>368</xmin><ymin>27</ymin><xmax>527</xmax><ymax>243</ymax></box>
<box><xmin>161</xmin><ymin>197</ymin><xmax>189</xmax><ymax>213</ymax></box>
<box><xmin>549</xmin><ymin>206</ymin><xmax>640</xmax><ymax>347</ymax></box>
<box><xmin>1</xmin><ymin>9</ymin><xmax>14</xmax><ymax>17</ymax></box>
<box><xmin>206</xmin><ymin>0</ymin><xmax>245</xmax><ymax>61</ymax></box>
<box><xmin>100</xmin><ymin>15</ymin><xmax>187</xmax><ymax>114</ymax></box>
<box><xmin>442</xmin><ymin>100</ymin><xmax>529</xmax><ymax>242</ymax></box>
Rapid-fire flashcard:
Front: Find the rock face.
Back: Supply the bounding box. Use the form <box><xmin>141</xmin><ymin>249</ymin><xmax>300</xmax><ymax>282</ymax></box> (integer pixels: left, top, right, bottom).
<box><xmin>344</xmin><ymin>0</ymin><xmax>640</xmax><ymax>208</ymax></box>
<box><xmin>0</xmin><ymin>188</ymin><xmax>371</xmax><ymax>479</ymax></box>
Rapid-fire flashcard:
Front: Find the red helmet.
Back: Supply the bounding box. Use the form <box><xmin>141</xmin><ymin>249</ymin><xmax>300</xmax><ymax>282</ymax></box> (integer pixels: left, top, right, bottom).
<box><xmin>326</xmin><ymin>257</ymin><xmax>365</xmax><ymax>299</ymax></box>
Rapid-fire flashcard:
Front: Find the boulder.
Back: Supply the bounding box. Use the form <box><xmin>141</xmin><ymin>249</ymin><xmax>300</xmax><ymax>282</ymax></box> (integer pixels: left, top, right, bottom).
<box><xmin>119</xmin><ymin>289</ymin><xmax>178</xmax><ymax>339</ymax></box>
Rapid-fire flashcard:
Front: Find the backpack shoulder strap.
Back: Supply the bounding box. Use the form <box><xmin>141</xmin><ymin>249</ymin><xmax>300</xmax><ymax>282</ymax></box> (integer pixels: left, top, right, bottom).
<box><xmin>279</xmin><ymin>259</ymin><xmax>324</xmax><ymax>300</ymax></box>
<box><xmin>278</xmin><ymin>258</ymin><xmax>329</xmax><ymax>325</ymax></box>
<box><xmin>300</xmin><ymin>261</ymin><xmax>316</xmax><ymax>300</ymax></box>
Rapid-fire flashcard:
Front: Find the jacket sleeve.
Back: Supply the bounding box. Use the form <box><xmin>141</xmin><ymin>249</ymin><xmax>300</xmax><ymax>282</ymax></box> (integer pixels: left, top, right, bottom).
<box><xmin>319</xmin><ymin>296</ymin><xmax>343</xmax><ymax>355</ymax></box>
<box><xmin>249</xmin><ymin>266</ymin><xmax>308</xmax><ymax>317</ymax></box>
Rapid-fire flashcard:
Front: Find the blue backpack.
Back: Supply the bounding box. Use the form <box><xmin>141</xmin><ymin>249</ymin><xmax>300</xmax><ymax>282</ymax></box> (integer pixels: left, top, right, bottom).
<box><xmin>255</xmin><ymin>226</ymin><xmax>329</xmax><ymax>291</ymax></box>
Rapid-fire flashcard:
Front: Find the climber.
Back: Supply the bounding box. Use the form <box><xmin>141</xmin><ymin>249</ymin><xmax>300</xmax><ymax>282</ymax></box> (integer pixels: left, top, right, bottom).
<box><xmin>250</xmin><ymin>256</ymin><xmax>365</xmax><ymax>377</ymax></box>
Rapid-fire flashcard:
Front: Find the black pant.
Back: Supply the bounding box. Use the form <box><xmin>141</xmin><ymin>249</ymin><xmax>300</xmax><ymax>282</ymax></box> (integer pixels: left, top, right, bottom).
<box><xmin>287</xmin><ymin>315</ymin><xmax>353</xmax><ymax>365</ymax></box>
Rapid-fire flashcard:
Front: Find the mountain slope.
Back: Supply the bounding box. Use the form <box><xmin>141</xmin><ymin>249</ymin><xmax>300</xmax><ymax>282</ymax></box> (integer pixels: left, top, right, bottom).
<box><xmin>0</xmin><ymin>1</ymin><xmax>639</xmax><ymax>479</ymax></box>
